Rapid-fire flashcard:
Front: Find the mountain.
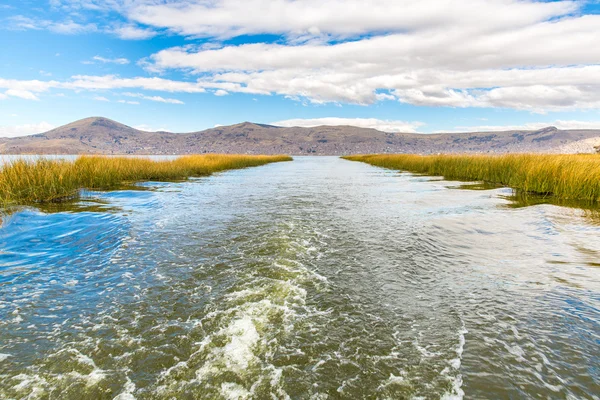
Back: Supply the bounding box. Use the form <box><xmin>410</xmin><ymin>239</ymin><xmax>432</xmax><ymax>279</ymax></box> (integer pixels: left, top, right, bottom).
<box><xmin>1</xmin><ymin>117</ymin><xmax>599</xmax><ymax>155</ymax></box>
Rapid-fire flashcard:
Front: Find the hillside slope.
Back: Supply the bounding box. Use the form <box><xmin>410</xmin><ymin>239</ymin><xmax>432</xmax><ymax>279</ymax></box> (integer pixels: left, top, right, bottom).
<box><xmin>1</xmin><ymin>117</ymin><xmax>599</xmax><ymax>155</ymax></box>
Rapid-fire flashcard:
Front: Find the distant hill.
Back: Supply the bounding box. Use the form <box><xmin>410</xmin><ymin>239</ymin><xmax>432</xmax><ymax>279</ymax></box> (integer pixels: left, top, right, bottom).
<box><xmin>1</xmin><ymin>117</ymin><xmax>599</xmax><ymax>155</ymax></box>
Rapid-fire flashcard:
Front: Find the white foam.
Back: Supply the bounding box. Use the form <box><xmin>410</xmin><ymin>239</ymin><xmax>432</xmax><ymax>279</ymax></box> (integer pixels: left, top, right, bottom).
<box><xmin>113</xmin><ymin>376</ymin><xmax>136</xmax><ymax>400</ymax></box>
<box><xmin>221</xmin><ymin>315</ymin><xmax>260</xmax><ymax>373</ymax></box>
<box><xmin>449</xmin><ymin>322</ymin><xmax>468</xmax><ymax>370</ymax></box>
<box><xmin>160</xmin><ymin>361</ymin><xmax>188</xmax><ymax>379</ymax></box>
<box><xmin>441</xmin><ymin>374</ymin><xmax>464</xmax><ymax>400</ymax></box>
<box><xmin>0</xmin><ymin>353</ymin><xmax>11</xmax><ymax>362</ymax></box>
<box><xmin>11</xmin><ymin>373</ymin><xmax>51</xmax><ymax>398</ymax></box>
<box><xmin>157</xmin><ymin>225</ymin><xmax>324</xmax><ymax>397</ymax></box>
<box><xmin>12</xmin><ymin>312</ymin><xmax>23</xmax><ymax>324</ymax></box>
<box><xmin>220</xmin><ymin>382</ymin><xmax>251</xmax><ymax>400</ymax></box>
<box><xmin>441</xmin><ymin>320</ymin><xmax>468</xmax><ymax>399</ymax></box>
<box><xmin>122</xmin><ymin>272</ymin><xmax>135</xmax><ymax>280</ymax></box>
<box><xmin>413</xmin><ymin>338</ymin><xmax>441</xmax><ymax>358</ymax></box>
<box><xmin>377</xmin><ymin>373</ymin><xmax>406</xmax><ymax>390</ymax></box>
<box><xmin>56</xmin><ymin>348</ymin><xmax>107</xmax><ymax>387</ymax></box>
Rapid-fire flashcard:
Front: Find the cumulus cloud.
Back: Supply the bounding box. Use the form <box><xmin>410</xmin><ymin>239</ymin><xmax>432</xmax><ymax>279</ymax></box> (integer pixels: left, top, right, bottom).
<box><xmin>272</xmin><ymin>118</ymin><xmax>425</xmax><ymax>133</ymax></box>
<box><xmin>127</xmin><ymin>0</ymin><xmax>577</xmax><ymax>38</ymax></box>
<box><xmin>3</xmin><ymin>0</ymin><xmax>600</xmax><ymax>113</ymax></box>
<box><xmin>93</xmin><ymin>96</ymin><xmax>110</xmax><ymax>101</ymax></box>
<box><xmin>115</xmin><ymin>0</ymin><xmax>598</xmax><ymax>110</ymax></box>
<box><xmin>0</xmin><ymin>122</ymin><xmax>55</xmax><ymax>137</ymax></box>
<box><xmin>142</xmin><ymin>13</ymin><xmax>600</xmax><ymax>108</ymax></box>
<box><xmin>5</xmin><ymin>89</ymin><xmax>40</xmax><ymax>100</ymax></box>
<box><xmin>112</xmin><ymin>25</ymin><xmax>157</xmax><ymax>40</ymax></box>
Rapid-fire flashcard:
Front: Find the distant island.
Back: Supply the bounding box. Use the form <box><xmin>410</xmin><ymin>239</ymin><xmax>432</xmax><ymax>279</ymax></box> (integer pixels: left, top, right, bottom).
<box><xmin>1</xmin><ymin>117</ymin><xmax>599</xmax><ymax>155</ymax></box>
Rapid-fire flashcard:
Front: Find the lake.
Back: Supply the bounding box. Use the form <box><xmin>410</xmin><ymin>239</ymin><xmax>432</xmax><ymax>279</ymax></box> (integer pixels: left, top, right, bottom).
<box><xmin>0</xmin><ymin>156</ymin><xmax>598</xmax><ymax>399</ymax></box>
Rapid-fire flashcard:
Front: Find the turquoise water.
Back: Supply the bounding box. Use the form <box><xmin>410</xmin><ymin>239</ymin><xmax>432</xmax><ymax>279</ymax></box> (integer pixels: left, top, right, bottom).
<box><xmin>0</xmin><ymin>157</ymin><xmax>598</xmax><ymax>399</ymax></box>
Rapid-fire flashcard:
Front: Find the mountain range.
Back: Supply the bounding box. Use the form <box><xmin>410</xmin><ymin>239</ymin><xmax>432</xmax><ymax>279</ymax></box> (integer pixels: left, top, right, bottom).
<box><xmin>1</xmin><ymin>117</ymin><xmax>599</xmax><ymax>155</ymax></box>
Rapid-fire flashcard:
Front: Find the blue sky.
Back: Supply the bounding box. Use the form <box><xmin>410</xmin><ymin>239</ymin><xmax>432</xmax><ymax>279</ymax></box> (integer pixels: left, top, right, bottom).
<box><xmin>1</xmin><ymin>0</ymin><xmax>600</xmax><ymax>136</ymax></box>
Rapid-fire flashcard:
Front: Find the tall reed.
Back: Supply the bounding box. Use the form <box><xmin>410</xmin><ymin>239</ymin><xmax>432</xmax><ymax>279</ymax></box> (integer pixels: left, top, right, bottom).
<box><xmin>0</xmin><ymin>154</ymin><xmax>292</xmax><ymax>205</ymax></box>
<box><xmin>343</xmin><ymin>154</ymin><xmax>600</xmax><ymax>202</ymax></box>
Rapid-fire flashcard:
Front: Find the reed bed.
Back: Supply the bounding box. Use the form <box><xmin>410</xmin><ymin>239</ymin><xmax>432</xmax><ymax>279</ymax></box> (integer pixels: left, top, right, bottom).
<box><xmin>343</xmin><ymin>154</ymin><xmax>600</xmax><ymax>202</ymax></box>
<box><xmin>0</xmin><ymin>154</ymin><xmax>292</xmax><ymax>205</ymax></box>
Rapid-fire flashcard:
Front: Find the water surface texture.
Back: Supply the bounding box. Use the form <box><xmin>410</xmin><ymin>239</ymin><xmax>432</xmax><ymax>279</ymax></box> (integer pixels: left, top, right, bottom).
<box><xmin>1</xmin><ymin>157</ymin><xmax>599</xmax><ymax>399</ymax></box>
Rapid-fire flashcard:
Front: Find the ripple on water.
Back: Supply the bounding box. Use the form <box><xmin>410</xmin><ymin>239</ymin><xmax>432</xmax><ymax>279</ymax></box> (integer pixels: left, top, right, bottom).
<box><xmin>1</xmin><ymin>157</ymin><xmax>599</xmax><ymax>399</ymax></box>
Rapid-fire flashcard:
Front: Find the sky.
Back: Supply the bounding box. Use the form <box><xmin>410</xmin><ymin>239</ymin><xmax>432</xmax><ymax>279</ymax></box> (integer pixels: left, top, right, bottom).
<box><xmin>1</xmin><ymin>0</ymin><xmax>600</xmax><ymax>137</ymax></box>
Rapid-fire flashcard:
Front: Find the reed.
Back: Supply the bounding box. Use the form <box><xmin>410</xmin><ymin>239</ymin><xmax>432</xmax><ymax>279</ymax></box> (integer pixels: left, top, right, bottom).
<box><xmin>343</xmin><ymin>154</ymin><xmax>600</xmax><ymax>202</ymax></box>
<box><xmin>0</xmin><ymin>154</ymin><xmax>292</xmax><ymax>205</ymax></box>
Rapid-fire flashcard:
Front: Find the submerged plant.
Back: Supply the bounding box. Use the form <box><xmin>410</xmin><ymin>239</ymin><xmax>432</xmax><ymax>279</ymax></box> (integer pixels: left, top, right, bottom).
<box><xmin>343</xmin><ymin>153</ymin><xmax>600</xmax><ymax>202</ymax></box>
<box><xmin>0</xmin><ymin>154</ymin><xmax>292</xmax><ymax>206</ymax></box>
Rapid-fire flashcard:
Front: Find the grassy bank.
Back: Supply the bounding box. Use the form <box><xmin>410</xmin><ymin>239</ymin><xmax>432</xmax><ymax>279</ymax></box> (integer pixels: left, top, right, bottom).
<box><xmin>0</xmin><ymin>154</ymin><xmax>292</xmax><ymax>205</ymax></box>
<box><xmin>343</xmin><ymin>154</ymin><xmax>600</xmax><ymax>202</ymax></box>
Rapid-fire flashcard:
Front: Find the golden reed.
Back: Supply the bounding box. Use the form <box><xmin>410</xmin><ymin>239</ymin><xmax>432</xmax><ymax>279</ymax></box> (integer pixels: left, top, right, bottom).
<box><xmin>343</xmin><ymin>154</ymin><xmax>600</xmax><ymax>202</ymax></box>
<box><xmin>0</xmin><ymin>154</ymin><xmax>292</xmax><ymax>205</ymax></box>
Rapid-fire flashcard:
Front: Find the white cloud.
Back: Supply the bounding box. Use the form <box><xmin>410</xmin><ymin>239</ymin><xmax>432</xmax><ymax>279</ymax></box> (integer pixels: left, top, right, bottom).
<box><xmin>2</xmin><ymin>0</ymin><xmax>600</xmax><ymax>112</ymax></box>
<box><xmin>214</xmin><ymin>89</ymin><xmax>229</xmax><ymax>96</ymax></box>
<box><xmin>65</xmin><ymin>75</ymin><xmax>207</xmax><ymax>93</ymax></box>
<box><xmin>8</xmin><ymin>14</ymin><xmax>152</xmax><ymax>40</ymax></box>
<box><xmin>9</xmin><ymin>16</ymin><xmax>99</xmax><ymax>34</ymax></box>
<box><xmin>112</xmin><ymin>0</ymin><xmax>597</xmax><ymax>111</ymax></box>
<box><xmin>0</xmin><ymin>122</ymin><xmax>55</xmax><ymax>138</ymax></box>
<box><xmin>93</xmin><ymin>96</ymin><xmax>110</xmax><ymax>101</ymax></box>
<box><xmin>93</xmin><ymin>55</ymin><xmax>130</xmax><ymax>64</ymax></box>
<box><xmin>272</xmin><ymin>117</ymin><xmax>425</xmax><ymax>133</ymax></box>
<box><xmin>50</xmin><ymin>20</ymin><xmax>97</xmax><ymax>34</ymax></box>
<box><xmin>0</xmin><ymin>76</ymin><xmax>209</xmax><ymax>104</ymax></box>
<box><xmin>144</xmin><ymin>95</ymin><xmax>183</xmax><ymax>104</ymax></box>
<box><xmin>139</xmin><ymin>9</ymin><xmax>600</xmax><ymax>109</ymax></box>
<box><xmin>112</xmin><ymin>25</ymin><xmax>157</xmax><ymax>40</ymax></box>
<box><xmin>133</xmin><ymin>124</ymin><xmax>170</xmax><ymax>132</ymax></box>
<box><xmin>122</xmin><ymin>92</ymin><xmax>184</xmax><ymax>104</ymax></box>
<box><xmin>117</xmin><ymin>100</ymin><xmax>140</xmax><ymax>104</ymax></box>
<box><xmin>5</xmin><ymin>89</ymin><xmax>39</xmax><ymax>100</ymax></box>
<box><xmin>442</xmin><ymin>120</ymin><xmax>600</xmax><ymax>133</ymax></box>
<box><xmin>8</xmin><ymin>16</ymin><xmax>43</xmax><ymax>30</ymax></box>
<box><xmin>128</xmin><ymin>0</ymin><xmax>577</xmax><ymax>38</ymax></box>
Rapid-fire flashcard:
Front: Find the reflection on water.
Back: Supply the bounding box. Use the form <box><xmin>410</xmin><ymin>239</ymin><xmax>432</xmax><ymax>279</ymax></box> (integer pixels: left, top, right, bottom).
<box><xmin>453</xmin><ymin>181</ymin><xmax>504</xmax><ymax>191</ymax></box>
<box><xmin>0</xmin><ymin>157</ymin><xmax>599</xmax><ymax>399</ymax></box>
<box><xmin>455</xmin><ymin>179</ymin><xmax>600</xmax><ymax>214</ymax></box>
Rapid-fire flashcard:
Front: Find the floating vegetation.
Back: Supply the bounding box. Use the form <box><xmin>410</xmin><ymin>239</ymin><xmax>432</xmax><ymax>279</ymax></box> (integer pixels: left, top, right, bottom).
<box><xmin>0</xmin><ymin>154</ymin><xmax>292</xmax><ymax>205</ymax></box>
<box><xmin>343</xmin><ymin>153</ymin><xmax>600</xmax><ymax>202</ymax></box>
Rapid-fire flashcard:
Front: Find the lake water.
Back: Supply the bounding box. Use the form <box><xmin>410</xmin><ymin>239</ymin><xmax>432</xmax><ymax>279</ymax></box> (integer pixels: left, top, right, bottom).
<box><xmin>0</xmin><ymin>156</ymin><xmax>598</xmax><ymax>399</ymax></box>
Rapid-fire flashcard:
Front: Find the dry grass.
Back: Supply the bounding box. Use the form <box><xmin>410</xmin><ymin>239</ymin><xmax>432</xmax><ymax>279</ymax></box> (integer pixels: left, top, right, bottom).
<box><xmin>343</xmin><ymin>154</ymin><xmax>600</xmax><ymax>202</ymax></box>
<box><xmin>0</xmin><ymin>154</ymin><xmax>292</xmax><ymax>205</ymax></box>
